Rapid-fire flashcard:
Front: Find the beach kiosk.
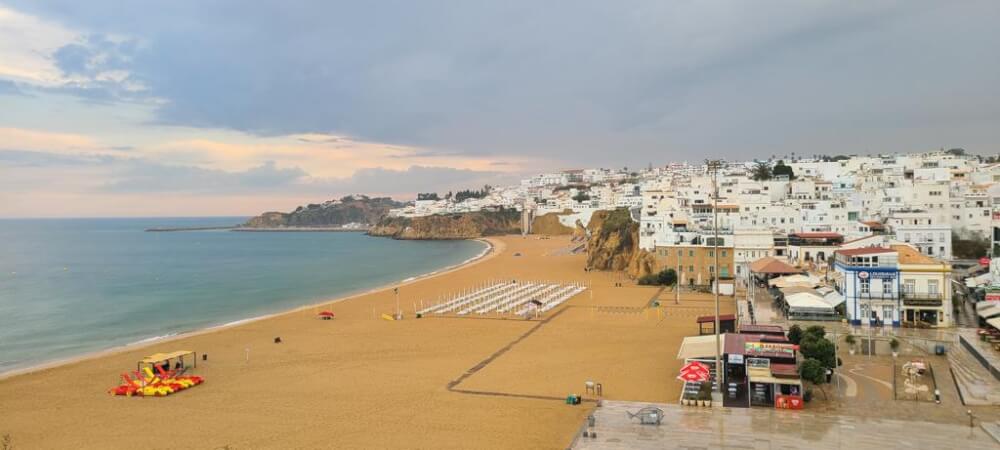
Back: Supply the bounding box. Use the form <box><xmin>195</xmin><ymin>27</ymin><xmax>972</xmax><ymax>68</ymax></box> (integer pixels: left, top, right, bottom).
<box><xmin>721</xmin><ymin>332</ymin><xmax>802</xmax><ymax>408</ymax></box>
<box><xmin>138</xmin><ymin>350</ymin><xmax>197</xmax><ymax>373</ymax></box>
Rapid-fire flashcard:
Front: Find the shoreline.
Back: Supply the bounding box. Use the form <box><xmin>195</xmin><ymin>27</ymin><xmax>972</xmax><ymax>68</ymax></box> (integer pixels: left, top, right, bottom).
<box><xmin>0</xmin><ymin>237</ymin><xmax>498</xmax><ymax>381</ymax></box>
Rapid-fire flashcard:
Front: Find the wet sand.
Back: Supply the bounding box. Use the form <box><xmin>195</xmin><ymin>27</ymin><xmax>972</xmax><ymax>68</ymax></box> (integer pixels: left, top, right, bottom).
<box><xmin>0</xmin><ymin>235</ymin><xmax>733</xmax><ymax>449</ymax></box>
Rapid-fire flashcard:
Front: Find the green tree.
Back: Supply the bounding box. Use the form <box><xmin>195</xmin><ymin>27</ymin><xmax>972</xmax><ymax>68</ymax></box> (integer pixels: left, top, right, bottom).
<box><xmin>804</xmin><ymin>325</ymin><xmax>826</xmax><ymax>341</ymax></box>
<box><xmin>772</xmin><ymin>160</ymin><xmax>795</xmax><ymax>180</ymax></box>
<box><xmin>952</xmin><ymin>231</ymin><xmax>989</xmax><ymax>259</ymax></box>
<box><xmin>799</xmin><ymin>358</ymin><xmax>829</xmax><ymax>399</ymax></box>
<box><xmin>751</xmin><ymin>161</ymin><xmax>772</xmax><ymax>181</ymax></box>
<box><xmin>787</xmin><ymin>324</ymin><xmax>803</xmax><ymax>345</ymax></box>
<box><xmin>572</xmin><ymin>192</ymin><xmax>591</xmax><ymax>203</ymax></box>
<box><xmin>800</xmin><ymin>336</ymin><xmax>837</xmax><ymax>369</ymax></box>
<box><xmin>657</xmin><ymin>268</ymin><xmax>677</xmax><ymax>286</ymax></box>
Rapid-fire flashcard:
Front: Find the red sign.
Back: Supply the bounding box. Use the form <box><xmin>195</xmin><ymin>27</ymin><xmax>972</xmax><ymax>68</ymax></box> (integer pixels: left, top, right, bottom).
<box><xmin>980</xmin><ymin>257</ymin><xmax>991</xmax><ymax>266</ymax></box>
<box><xmin>775</xmin><ymin>395</ymin><xmax>804</xmax><ymax>410</ymax></box>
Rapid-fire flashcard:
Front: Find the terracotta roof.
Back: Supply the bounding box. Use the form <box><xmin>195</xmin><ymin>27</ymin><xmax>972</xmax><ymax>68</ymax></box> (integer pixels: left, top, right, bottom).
<box><xmin>790</xmin><ymin>232</ymin><xmax>843</xmax><ymax>239</ymax></box>
<box><xmin>891</xmin><ymin>244</ymin><xmax>945</xmax><ymax>265</ymax></box>
<box><xmin>749</xmin><ymin>257</ymin><xmax>802</xmax><ymax>274</ymax></box>
<box><xmin>861</xmin><ymin>221</ymin><xmax>885</xmax><ymax>230</ymax></box>
<box><xmin>770</xmin><ymin>363</ymin><xmax>799</xmax><ymax>377</ymax></box>
<box><xmin>739</xmin><ymin>324</ymin><xmax>786</xmax><ymax>335</ymax></box>
<box><xmin>696</xmin><ymin>314</ymin><xmax>736</xmax><ymax>324</ymax></box>
<box><xmin>836</xmin><ymin>247</ymin><xmax>896</xmax><ymax>256</ymax></box>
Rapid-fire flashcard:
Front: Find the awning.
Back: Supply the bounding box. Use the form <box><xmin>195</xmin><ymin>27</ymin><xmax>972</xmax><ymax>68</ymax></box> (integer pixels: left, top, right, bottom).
<box><xmin>785</xmin><ymin>292</ymin><xmax>835</xmax><ymax>313</ymax></box>
<box><xmin>966</xmin><ymin>273</ymin><xmax>992</xmax><ymax>288</ymax></box>
<box><xmin>749</xmin><ymin>374</ymin><xmax>802</xmax><ymax>386</ymax></box>
<box><xmin>750</xmin><ymin>257</ymin><xmax>801</xmax><ymax>275</ymax></box>
<box><xmin>978</xmin><ymin>304</ymin><xmax>1000</xmax><ymax>319</ymax></box>
<box><xmin>769</xmin><ymin>274</ymin><xmax>822</xmax><ymax>288</ymax></box>
<box><xmin>139</xmin><ymin>350</ymin><xmax>195</xmax><ymax>364</ymax></box>
<box><xmin>988</xmin><ymin>317</ymin><xmax>1000</xmax><ymax>330</ymax></box>
<box><xmin>677</xmin><ymin>334</ymin><xmax>726</xmax><ymax>360</ymax></box>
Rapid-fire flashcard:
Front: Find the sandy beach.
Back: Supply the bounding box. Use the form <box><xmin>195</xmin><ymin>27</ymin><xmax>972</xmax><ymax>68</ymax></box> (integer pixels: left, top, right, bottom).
<box><xmin>0</xmin><ymin>235</ymin><xmax>733</xmax><ymax>449</ymax></box>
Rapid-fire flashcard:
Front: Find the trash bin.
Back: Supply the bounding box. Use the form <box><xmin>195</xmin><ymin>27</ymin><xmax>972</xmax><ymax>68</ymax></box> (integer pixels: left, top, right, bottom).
<box><xmin>934</xmin><ymin>344</ymin><xmax>945</xmax><ymax>355</ymax></box>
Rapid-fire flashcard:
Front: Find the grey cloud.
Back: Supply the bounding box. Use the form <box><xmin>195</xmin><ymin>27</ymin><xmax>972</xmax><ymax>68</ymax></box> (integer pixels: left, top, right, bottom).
<box><xmin>9</xmin><ymin>1</ymin><xmax>1000</xmax><ymax>165</ymax></box>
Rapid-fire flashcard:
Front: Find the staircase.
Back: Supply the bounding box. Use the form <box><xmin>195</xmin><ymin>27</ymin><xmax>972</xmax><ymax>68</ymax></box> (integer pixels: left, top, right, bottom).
<box><xmin>948</xmin><ymin>344</ymin><xmax>1000</xmax><ymax>406</ymax></box>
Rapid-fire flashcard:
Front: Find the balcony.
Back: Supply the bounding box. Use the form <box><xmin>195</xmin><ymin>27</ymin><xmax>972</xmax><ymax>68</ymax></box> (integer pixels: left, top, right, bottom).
<box><xmin>901</xmin><ymin>292</ymin><xmax>944</xmax><ymax>307</ymax></box>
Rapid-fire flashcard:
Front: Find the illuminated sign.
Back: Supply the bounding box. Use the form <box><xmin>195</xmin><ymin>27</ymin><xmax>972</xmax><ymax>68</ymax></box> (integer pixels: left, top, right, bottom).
<box><xmin>747</xmin><ymin>357</ymin><xmax>770</xmax><ymax>369</ymax></box>
<box><xmin>745</xmin><ymin>342</ymin><xmax>797</xmax><ymax>357</ymax></box>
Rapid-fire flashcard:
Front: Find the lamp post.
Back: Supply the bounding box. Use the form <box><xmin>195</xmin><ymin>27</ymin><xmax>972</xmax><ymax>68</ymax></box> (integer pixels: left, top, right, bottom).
<box><xmin>707</xmin><ymin>159</ymin><xmax>724</xmax><ymax>396</ymax></box>
<box><xmin>394</xmin><ymin>287</ymin><xmax>400</xmax><ymax>319</ymax></box>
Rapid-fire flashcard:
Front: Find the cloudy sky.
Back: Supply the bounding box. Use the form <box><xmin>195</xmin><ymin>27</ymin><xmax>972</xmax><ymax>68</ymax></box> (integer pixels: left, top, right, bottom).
<box><xmin>1</xmin><ymin>1</ymin><xmax>998</xmax><ymax>217</ymax></box>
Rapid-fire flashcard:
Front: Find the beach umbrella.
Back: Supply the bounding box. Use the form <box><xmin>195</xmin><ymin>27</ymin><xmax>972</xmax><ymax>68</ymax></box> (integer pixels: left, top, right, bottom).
<box><xmin>677</xmin><ymin>361</ymin><xmax>711</xmax><ymax>382</ymax></box>
<box><xmin>317</xmin><ymin>311</ymin><xmax>335</xmax><ymax>320</ymax></box>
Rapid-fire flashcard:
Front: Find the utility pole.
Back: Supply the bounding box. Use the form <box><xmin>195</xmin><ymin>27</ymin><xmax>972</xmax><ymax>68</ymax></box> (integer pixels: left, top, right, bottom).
<box><xmin>394</xmin><ymin>287</ymin><xmax>400</xmax><ymax>319</ymax></box>
<box><xmin>707</xmin><ymin>159</ymin><xmax>724</xmax><ymax>396</ymax></box>
<box><xmin>676</xmin><ymin>250</ymin><xmax>681</xmax><ymax>304</ymax></box>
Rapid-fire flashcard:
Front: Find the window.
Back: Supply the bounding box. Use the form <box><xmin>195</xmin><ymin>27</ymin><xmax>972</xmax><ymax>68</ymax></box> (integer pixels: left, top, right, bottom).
<box><xmin>709</xmin><ymin>250</ymin><xmax>714</xmax><ymax>257</ymax></box>
<box><xmin>709</xmin><ymin>266</ymin><xmax>715</xmax><ymax>273</ymax></box>
<box><xmin>860</xmin><ymin>279</ymin><xmax>870</xmax><ymax>294</ymax></box>
<box><xmin>928</xmin><ymin>280</ymin><xmax>939</xmax><ymax>295</ymax></box>
<box><xmin>721</xmin><ymin>250</ymin><xmax>727</xmax><ymax>257</ymax></box>
<box><xmin>689</xmin><ymin>250</ymin><xmax>694</xmax><ymax>257</ymax></box>
<box><xmin>882</xmin><ymin>278</ymin><xmax>892</xmax><ymax>294</ymax></box>
<box><xmin>904</xmin><ymin>279</ymin><xmax>915</xmax><ymax>294</ymax></box>
<box><xmin>689</xmin><ymin>265</ymin><xmax>694</xmax><ymax>272</ymax></box>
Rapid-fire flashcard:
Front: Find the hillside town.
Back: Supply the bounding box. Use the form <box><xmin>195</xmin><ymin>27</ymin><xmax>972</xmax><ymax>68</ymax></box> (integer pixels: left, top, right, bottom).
<box><xmin>391</xmin><ymin>149</ymin><xmax>1000</xmax><ymax>312</ymax></box>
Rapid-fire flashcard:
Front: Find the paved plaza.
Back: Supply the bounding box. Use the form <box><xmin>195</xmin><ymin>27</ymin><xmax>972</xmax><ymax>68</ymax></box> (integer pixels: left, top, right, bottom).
<box><xmin>572</xmin><ymin>401</ymin><xmax>1000</xmax><ymax>449</ymax></box>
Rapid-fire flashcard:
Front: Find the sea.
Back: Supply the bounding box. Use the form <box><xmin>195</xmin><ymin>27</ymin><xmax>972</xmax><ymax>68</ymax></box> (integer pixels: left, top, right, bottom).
<box><xmin>0</xmin><ymin>217</ymin><xmax>487</xmax><ymax>374</ymax></box>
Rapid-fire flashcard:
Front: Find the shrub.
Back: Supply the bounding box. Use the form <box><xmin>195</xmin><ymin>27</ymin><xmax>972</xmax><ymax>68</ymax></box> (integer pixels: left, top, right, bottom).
<box><xmin>803</xmin><ymin>388</ymin><xmax>813</xmax><ymax>403</ymax></box>
<box><xmin>890</xmin><ymin>338</ymin><xmax>900</xmax><ymax>351</ymax></box>
<box><xmin>637</xmin><ymin>274</ymin><xmax>658</xmax><ymax>285</ymax></box>
<box><xmin>787</xmin><ymin>325</ymin><xmax>803</xmax><ymax>345</ymax></box>
<box><xmin>804</xmin><ymin>325</ymin><xmax>826</xmax><ymax>340</ymax></box>
<box><xmin>845</xmin><ymin>335</ymin><xmax>856</xmax><ymax>346</ymax></box>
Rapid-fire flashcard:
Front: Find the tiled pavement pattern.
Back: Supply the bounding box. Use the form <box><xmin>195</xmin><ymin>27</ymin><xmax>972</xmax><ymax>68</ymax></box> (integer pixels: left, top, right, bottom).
<box><xmin>572</xmin><ymin>401</ymin><xmax>1000</xmax><ymax>450</ymax></box>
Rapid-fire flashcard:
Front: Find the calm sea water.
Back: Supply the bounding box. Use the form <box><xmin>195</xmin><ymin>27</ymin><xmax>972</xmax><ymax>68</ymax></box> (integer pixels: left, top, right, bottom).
<box><xmin>0</xmin><ymin>218</ymin><xmax>486</xmax><ymax>373</ymax></box>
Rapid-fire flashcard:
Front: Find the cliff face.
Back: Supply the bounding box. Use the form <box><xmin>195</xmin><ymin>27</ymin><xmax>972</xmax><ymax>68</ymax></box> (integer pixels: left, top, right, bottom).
<box><xmin>585</xmin><ymin>208</ymin><xmax>657</xmax><ymax>279</ymax></box>
<box><xmin>369</xmin><ymin>210</ymin><xmax>521</xmax><ymax>239</ymax></box>
<box><xmin>530</xmin><ymin>211</ymin><xmax>575</xmax><ymax>235</ymax></box>
<box><xmin>243</xmin><ymin>196</ymin><xmax>403</xmax><ymax>228</ymax></box>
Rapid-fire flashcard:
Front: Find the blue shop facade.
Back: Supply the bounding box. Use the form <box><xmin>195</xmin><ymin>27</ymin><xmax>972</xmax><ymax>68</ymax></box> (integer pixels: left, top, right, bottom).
<box><xmin>833</xmin><ymin>248</ymin><xmax>901</xmax><ymax>327</ymax></box>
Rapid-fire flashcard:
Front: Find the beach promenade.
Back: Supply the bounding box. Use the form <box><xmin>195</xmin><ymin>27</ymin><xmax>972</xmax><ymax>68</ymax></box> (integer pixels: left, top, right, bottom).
<box><xmin>0</xmin><ymin>235</ymin><xmax>733</xmax><ymax>449</ymax></box>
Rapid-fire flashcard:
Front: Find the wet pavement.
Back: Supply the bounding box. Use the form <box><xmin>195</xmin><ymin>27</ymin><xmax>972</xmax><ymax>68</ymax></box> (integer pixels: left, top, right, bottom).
<box><xmin>572</xmin><ymin>400</ymin><xmax>1000</xmax><ymax>449</ymax></box>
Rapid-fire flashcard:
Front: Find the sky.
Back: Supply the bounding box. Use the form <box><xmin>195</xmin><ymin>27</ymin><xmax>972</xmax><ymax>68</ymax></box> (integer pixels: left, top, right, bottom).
<box><xmin>1</xmin><ymin>1</ymin><xmax>999</xmax><ymax>217</ymax></box>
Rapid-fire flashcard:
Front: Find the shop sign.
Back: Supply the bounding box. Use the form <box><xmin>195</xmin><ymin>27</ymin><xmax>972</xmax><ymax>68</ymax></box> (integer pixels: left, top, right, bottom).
<box><xmin>857</xmin><ymin>271</ymin><xmax>869</xmax><ymax>280</ymax></box>
<box><xmin>775</xmin><ymin>394</ymin><xmax>804</xmax><ymax>410</ymax></box>
<box><xmin>745</xmin><ymin>342</ymin><xmax>797</xmax><ymax>357</ymax></box>
<box><xmin>747</xmin><ymin>357</ymin><xmax>770</xmax><ymax>369</ymax></box>
<box><xmin>728</xmin><ymin>354</ymin><xmax>744</xmax><ymax>365</ymax></box>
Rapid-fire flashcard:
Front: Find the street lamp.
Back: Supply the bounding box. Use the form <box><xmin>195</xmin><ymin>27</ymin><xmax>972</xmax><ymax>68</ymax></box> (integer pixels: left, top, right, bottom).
<box><xmin>707</xmin><ymin>159</ymin><xmax>724</xmax><ymax>396</ymax></box>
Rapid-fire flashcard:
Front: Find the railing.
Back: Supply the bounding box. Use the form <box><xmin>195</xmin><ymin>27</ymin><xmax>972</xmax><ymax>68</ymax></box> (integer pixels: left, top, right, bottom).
<box><xmin>855</xmin><ymin>292</ymin><xmax>898</xmax><ymax>300</ymax></box>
